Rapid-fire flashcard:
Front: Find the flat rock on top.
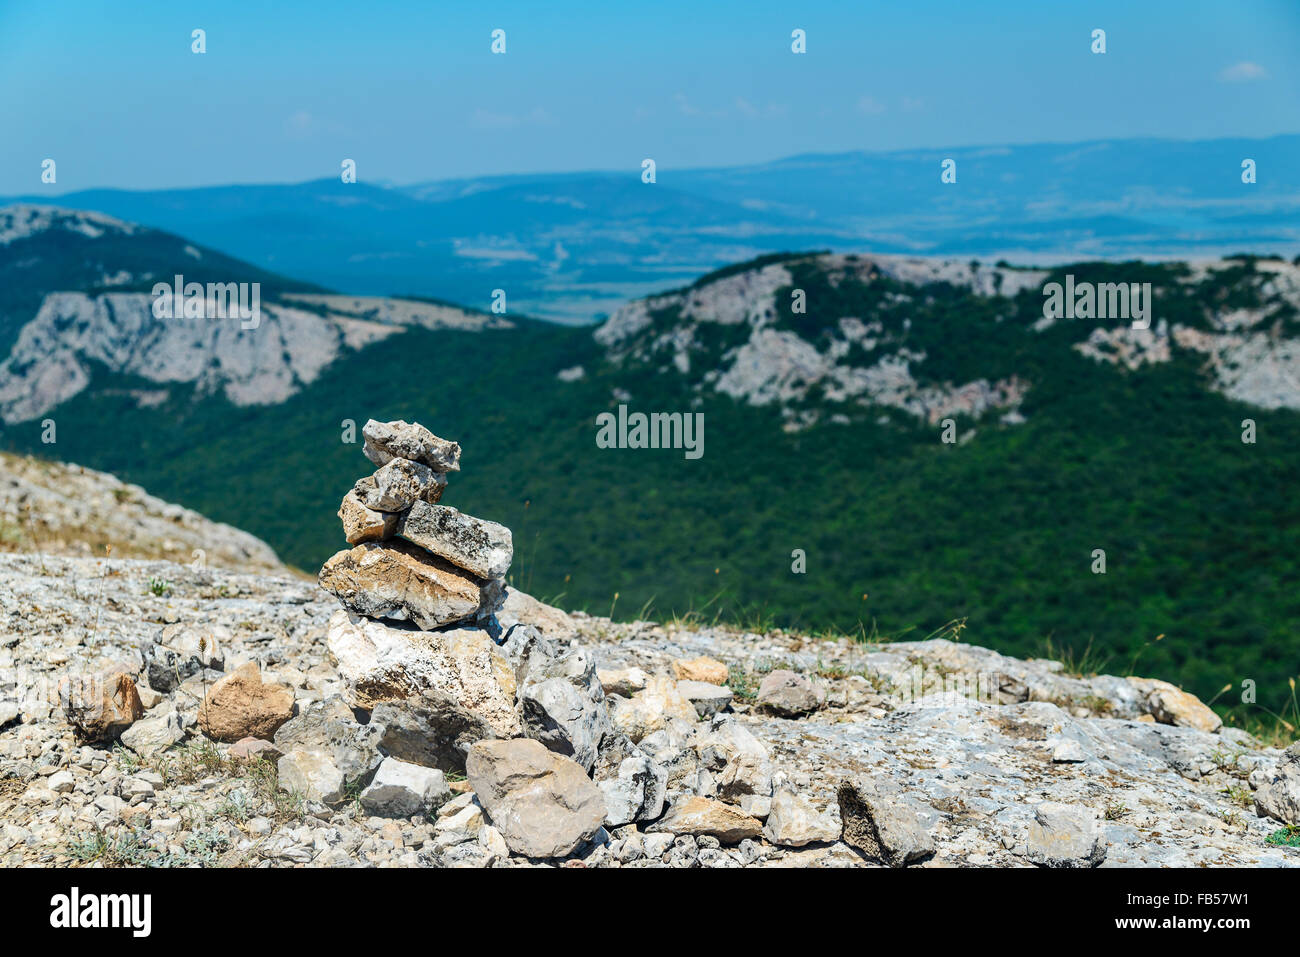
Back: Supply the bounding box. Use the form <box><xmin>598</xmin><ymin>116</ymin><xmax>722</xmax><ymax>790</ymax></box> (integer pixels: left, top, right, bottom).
<box><xmin>363</xmin><ymin>419</ymin><xmax>461</xmax><ymax>473</ymax></box>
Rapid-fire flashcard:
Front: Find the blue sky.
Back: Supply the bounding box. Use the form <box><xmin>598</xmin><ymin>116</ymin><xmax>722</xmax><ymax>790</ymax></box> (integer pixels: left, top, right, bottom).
<box><xmin>1</xmin><ymin>0</ymin><xmax>1296</xmax><ymax>193</ymax></box>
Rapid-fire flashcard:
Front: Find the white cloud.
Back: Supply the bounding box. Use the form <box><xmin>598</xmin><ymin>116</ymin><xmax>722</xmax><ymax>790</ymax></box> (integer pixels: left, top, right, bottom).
<box><xmin>856</xmin><ymin>95</ymin><xmax>886</xmax><ymax>115</ymax></box>
<box><xmin>1218</xmin><ymin>61</ymin><xmax>1267</xmax><ymax>83</ymax></box>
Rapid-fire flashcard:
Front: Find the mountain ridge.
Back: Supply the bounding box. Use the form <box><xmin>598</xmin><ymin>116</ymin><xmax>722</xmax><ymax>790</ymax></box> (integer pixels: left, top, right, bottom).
<box><xmin>9</xmin><ymin>134</ymin><xmax>1298</xmax><ymax>324</ymax></box>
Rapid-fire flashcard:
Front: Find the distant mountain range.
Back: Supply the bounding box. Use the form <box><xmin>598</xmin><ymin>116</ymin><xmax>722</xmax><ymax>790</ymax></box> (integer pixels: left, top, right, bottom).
<box><xmin>6</xmin><ymin>135</ymin><xmax>1298</xmax><ymax>323</ymax></box>
<box><xmin>1</xmin><ymin>204</ymin><xmax>1298</xmax><ymax>719</ymax></box>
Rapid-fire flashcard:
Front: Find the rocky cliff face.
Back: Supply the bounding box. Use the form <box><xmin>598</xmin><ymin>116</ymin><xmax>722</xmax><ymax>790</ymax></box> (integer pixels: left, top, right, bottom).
<box><xmin>591</xmin><ymin>252</ymin><xmax>1300</xmax><ymax>430</ymax></box>
<box><xmin>0</xmin><ymin>451</ymin><xmax>284</xmax><ymax>574</ymax></box>
<box><xmin>0</xmin><ymin>204</ymin><xmax>514</xmax><ymax>424</ymax></box>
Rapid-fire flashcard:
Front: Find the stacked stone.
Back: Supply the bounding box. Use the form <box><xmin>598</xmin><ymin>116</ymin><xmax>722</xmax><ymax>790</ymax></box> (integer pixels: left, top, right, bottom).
<box><xmin>319</xmin><ymin>418</ymin><xmax>513</xmax><ymax>631</ymax></box>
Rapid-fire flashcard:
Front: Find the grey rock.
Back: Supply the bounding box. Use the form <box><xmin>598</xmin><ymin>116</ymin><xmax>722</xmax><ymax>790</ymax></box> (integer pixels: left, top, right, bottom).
<box><xmin>371</xmin><ymin>691</ymin><xmax>508</xmax><ymax>772</ymax></box>
<box><xmin>763</xmin><ymin>788</ymin><xmax>839</xmax><ymax>846</ymax></box>
<box><xmin>357</xmin><ymin>459</ymin><xmax>445</xmax><ymax>512</ymax></box>
<box><xmin>1255</xmin><ymin>742</ymin><xmax>1300</xmax><ymax>826</ymax></box>
<box><xmin>1026</xmin><ymin>802</ymin><xmax>1106</xmax><ymax>868</ymax></box>
<box><xmin>756</xmin><ymin>669</ymin><xmax>825</xmax><ymax>717</ymax></box>
<box><xmin>837</xmin><ymin>778</ymin><xmax>935</xmax><ymax>867</ymax></box>
<box><xmin>398</xmin><ymin>501</ymin><xmax>513</xmax><ymax>580</ymax></box>
<box><xmin>143</xmin><ymin>640</ymin><xmax>212</xmax><ymax>693</ymax></box>
<box><xmin>694</xmin><ymin>716</ymin><xmax>772</xmax><ymax>803</ymax></box>
<box><xmin>517</xmin><ymin>643</ymin><xmax>612</xmax><ymax>772</ymax></box>
<box><xmin>272</xmin><ymin>697</ymin><xmax>383</xmax><ymax>787</ymax></box>
<box><xmin>362</xmin><ymin>419</ymin><xmax>461</xmax><ymax>472</ymax></box>
<box><xmin>278</xmin><ymin>749</ymin><xmax>347</xmax><ymax>804</ymax></box>
<box><xmin>466</xmin><ymin>738</ymin><xmax>607</xmax><ymax>859</ymax></box>
<box><xmin>676</xmin><ymin>680</ymin><xmax>733</xmax><ymax>718</ymax></box>
<box><xmin>598</xmin><ymin>750</ymin><xmax>668</xmax><ymax>827</ymax></box>
<box><xmin>119</xmin><ymin>709</ymin><xmax>185</xmax><ymax>756</ymax></box>
<box><xmin>359</xmin><ymin>758</ymin><xmax>451</xmax><ymax>818</ymax></box>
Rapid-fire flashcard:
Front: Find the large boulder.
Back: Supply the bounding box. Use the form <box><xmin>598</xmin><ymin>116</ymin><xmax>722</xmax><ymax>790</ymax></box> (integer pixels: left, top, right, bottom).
<box><xmin>837</xmin><ymin>777</ymin><xmax>935</xmax><ymax>867</ymax></box>
<box><xmin>516</xmin><ymin>643</ymin><xmax>612</xmax><ymax>772</ymax></box>
<box><xmin>319</xmin><ymin>541</ymin><xmax>505</xmax><ymax>630</ymax></box>
<box><xmin>466</xmin><ymin>738</ymin><xmax>607</xmax><ymax>858</ymax></box>
<box><xmin>362</xmin><ymin>419</ymin><xmax>461</xmax><ymax>472</ymax></box>
<box><xmin>198</xmin><ymin>662</ymin><xmax>295</xmax><ymax>742</ymax></box>
<box><xmin>58</xmin><ymin>663</ymin><xmax>144</xmax><ymax>743</ymax></box>
<box><xmin>326</xmin><ymin>611</ymin><xmax>519</xmax><ymax>736</ymax></box>
<box><xmin>398</xmin><ymin>501</ymin><xmax>513</xmax><ymax>580</ymax></box>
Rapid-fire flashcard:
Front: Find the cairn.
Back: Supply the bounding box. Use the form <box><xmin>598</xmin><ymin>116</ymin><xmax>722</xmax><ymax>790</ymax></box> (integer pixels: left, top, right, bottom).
<box><xmin>319</xmin><ymin>418</ymin><xmax>513</xmax><ymax>632</ymax></box>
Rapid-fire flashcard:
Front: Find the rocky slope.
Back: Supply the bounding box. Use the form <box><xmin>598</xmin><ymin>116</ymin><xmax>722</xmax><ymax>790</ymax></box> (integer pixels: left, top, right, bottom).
<box><xmin>0</xmin><ymin>451</ymin><xmax>285</xmax><ymax>574</ymax></box>
<box><xmin>593</xmin><ymin>252</ymin><xmax>1300</xmax><ymax>429</ymax></box>
<box><xmin>2</xmin><ymin>545</ymin><xmax>1296</xmax><ymax>868</ymax></box>
<box><xmin>0</xmin><ymin>205</ymin><xmax>513</xmax><ymax>424</ymax></box>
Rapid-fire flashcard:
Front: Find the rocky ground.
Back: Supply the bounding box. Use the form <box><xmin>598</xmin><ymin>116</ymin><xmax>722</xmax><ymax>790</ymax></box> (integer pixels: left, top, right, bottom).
<box><xmin>0</xmin><ymin>451</ymin><xmax>286</xmax><ymax>574</ymax></box>
<box><xmin>2</xmin><ymin>549</ymin><xmax>1298</xmax><ymax>868</ymax></box>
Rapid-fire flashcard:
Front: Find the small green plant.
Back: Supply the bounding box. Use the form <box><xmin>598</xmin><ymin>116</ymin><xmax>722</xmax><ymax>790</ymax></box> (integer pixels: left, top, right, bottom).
<box><xmin>1040</xmin><ymin>635</ymin><xmax>1111</xmax><ymax>678</ymax></box>
<box><xmin>1265</xmin><ymin>825</ymin><xmax>1300</xmax><ymax>848</ymax></box>
<box><xmin>1220</xmin><ymin>784</ymin><xmax>1252</xmax><ymax>808</ymax></box>
<box><xmin>1220</xmin><ymin>808</ymin><xmax>1246</xmax><ymax>830</ymax></box>
<box><xmin>1104</xmin><ymin>798</ymin><xmax>1129</xmax><ymax>820</ymax></box>
<box><xmin>727</xmin><ymin>664</ymin><xmax>758</xmax><ymax>702</ymax></box>
<box><xmin>147</xmin><ymin>576</ymin><xmax>173</xmax><ymax>597</ymax></box>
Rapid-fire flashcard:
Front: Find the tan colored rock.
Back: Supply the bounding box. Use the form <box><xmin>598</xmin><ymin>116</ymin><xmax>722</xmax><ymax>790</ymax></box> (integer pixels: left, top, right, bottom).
<box><xmin>467</xmin><ymin>738</ymin><xmax>607</xmax><ymax>858</ymax></box>
<box><xmin>610</xmin><ymin>676</ymin><xmax>698</xmax><ymax>743</ymax></box>
<box><xmin>598</xmin><ymin>666</ymin><xmax>650</xmax><ymax>697</ymax></box>
<box><xmin>199</xmin><ymin>662</ymin><xmax>295</xmax><ymax>742</ymax></box>
<box><xmin>326</xmin><ymin>609</ymin><xmax>521</xmax><ymax>737</ymax></box>
<box><xmin>672</xmin><ymin>656</ymin><xmax>729</xmax><ymax>685</ymax></box>
<box><xmin>338</xmin><ymin>488</ymin><xmax>399</xmax><ymax>545</ymax></box>
<box><xmin>649</xmin><ymin>796</ymin><xmax>762</xmax><ymax>843</ymax></box>
<box><xmin>1128</xmin><ymin>677</ymin><xmax>1222</xmax><ymax>732</ymax></box>
<box><xmin>58</xmin><ymin>663</ymin><xmax>144</xmax><ymax>742</ymax></box>
<box><xmin>318</xmin><ymin>541</ymin><xmax>505</xmax><ymax>630</ymax></box>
